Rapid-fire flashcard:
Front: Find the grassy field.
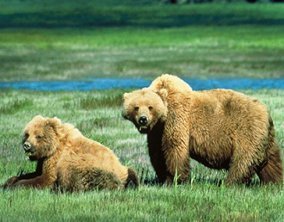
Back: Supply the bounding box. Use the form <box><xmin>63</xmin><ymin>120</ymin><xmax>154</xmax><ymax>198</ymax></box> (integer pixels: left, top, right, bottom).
<box><xmin>0</xmin><ymin>89</ymin><xmax>283</xmax><ymax>221</ymax></box>
<box><xmin>0</xmin><ymin>3</ymin><xmax>284</xmax><ymax>81</ymax></box>
<box><xmin>0</xmin><ymin>1</ymin><xmax>284</xmax><ymax>221</ymax></box>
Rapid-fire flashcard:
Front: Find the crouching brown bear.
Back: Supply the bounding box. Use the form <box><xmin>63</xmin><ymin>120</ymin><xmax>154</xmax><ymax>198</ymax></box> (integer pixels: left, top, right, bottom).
<box><xmin>2</xmin><ymin>115</ymin><xmax>138</xmax><ymax>191</ymax></box>
<box><xmin>122</xmin><ymin>74</ymin><xmax>283</xmax><ymax>185</ymax></box>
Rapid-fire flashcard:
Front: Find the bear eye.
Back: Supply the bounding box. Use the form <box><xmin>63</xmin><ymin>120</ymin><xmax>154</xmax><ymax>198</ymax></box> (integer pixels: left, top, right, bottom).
<box><xmin>36</xmin><ymin>135</ymin><xmax>43</xmax><ymax>140</ymax></box>
<box><xmin>134</xmin><ymin>107</ymin><xmax>139</xmax><ymax>111</ymax></box>
<box><xmin>148</xmin><ymin>106</ymin><xmax>153</xmax><ymax>111</ymax></box>
<box><xmin>22</xmin><ymin>133</ymin><xmax>29</xmax><ymax>143</ymax></box>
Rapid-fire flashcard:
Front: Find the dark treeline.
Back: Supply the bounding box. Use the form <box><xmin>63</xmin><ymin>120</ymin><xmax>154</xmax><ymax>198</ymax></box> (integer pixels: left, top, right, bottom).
<box><xmin>166</xmin><ymin>0</ymin><xmax>283</xmax><ymax>3</ymax></box>
<box><xmin>0</xmin><ymin>4</ymin><xmax>283</xmax><ymax>28</ymax></box>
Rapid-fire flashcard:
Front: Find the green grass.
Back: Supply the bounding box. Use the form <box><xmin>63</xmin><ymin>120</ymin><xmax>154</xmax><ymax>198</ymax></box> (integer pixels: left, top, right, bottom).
<box><xmin>0</xmin><ymin>3</ymin><xmax>284</xmax><ymax>81</ymax></box>
<box><xmin>1</xmin><ymin>26</ymin><xmax>283</xmax><ymax>81</ymax></box>
<box><xmin>0</xmin><ymin>89</ymin><xmax>283</xmax><ymax>221</ymax></box>
<box><xmin>1</xmin><ymin>186</ymin><xmax>283</xmax><ymax>221</ymax></box>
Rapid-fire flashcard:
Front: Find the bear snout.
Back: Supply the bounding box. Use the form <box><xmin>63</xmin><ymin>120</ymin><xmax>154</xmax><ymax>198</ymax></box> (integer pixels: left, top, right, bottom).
<box><xmin>23</xmin><ymin>141</ymin><xmax>32</xmax><ymax>152</ymax></box>
<box><xmin>23</xmin><ymin>141</ymin><xmax>36</xmax><ymax>155</ymax></box>
<box><xmin>138</xmin><ymin>116</ymin><xmax>148</xmax><ymax>126</ymax></box>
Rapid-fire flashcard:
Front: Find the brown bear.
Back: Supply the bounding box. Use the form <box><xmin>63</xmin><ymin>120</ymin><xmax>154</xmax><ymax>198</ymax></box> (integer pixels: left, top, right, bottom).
<box><xmin>122</xmin><ymin>74</ymin><xmax>283</xmax><ymax>185</ymax></box>
<box><xmin>2</xmin><ymin>115</ymin><xmax>138</xmax><ymax>191</ymax></box>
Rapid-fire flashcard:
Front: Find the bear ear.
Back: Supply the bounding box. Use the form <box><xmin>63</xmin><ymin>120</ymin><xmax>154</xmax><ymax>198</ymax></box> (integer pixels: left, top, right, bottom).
<box><xmin>123</xmin><ymin>93</ymin><xmax>130</xmax><ymax>101</ymax></box>
<box><xmin>46</xmin><ymin>117</ymin><xmax>61</xmax><ymax>131</ymax></box>
<box><xmin>156</xmin><ymin>88</ymin><xmax>168</xmax><ymax>102</ymax></box>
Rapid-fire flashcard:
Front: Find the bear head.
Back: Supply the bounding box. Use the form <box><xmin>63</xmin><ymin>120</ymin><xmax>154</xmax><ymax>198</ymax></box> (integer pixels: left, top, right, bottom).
<box><xmin>122</xmin><ymin>88</ymin><xmax>168</xmax><ymax>134</ymax></box>
<box><xmin>22</xmin><ymin>115</ymin><xmax>61</xmax><ymax>161</ymax></box>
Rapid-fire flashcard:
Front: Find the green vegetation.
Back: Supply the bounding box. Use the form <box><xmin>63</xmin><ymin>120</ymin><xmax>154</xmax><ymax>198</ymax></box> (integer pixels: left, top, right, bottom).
<box><xmin>0</xmin><ymin>89</ymin><xmax>283</xmax><ymax>221</ymax></box>
<box><xmin>0</xmin><ymin>185</ymin><xmax>283</xmax><ymax>221</ymax></box>
<box><xmin>0</xmin><ymin>3</ymin><xmax>283</xmax><ymax>81</ymax></box>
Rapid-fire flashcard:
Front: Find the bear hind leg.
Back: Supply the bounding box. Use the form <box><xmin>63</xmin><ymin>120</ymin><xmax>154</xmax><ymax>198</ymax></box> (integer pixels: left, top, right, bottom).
<box><xmin>80</xmin><ymin>169</ymin><xmax>123</xmax><ymax>191</ymax></box>
<box><xmin>225</xmin><ymin>151</ymin><xmax>256</xmax><ymax>185</ymax></box>
<box><xmin>54</xmin><ymin>168</ymin><xmax>123</xmax><ymax>193</ymax></box>
<box><xmin>257</xmin><ymin>145</ymin><xmax>283</xmax><ymax>184</ymax></box>
<box><xmin>225</xmin><ymin>163</ymin><xmax>255</xmax><ymax>185</ymax></box>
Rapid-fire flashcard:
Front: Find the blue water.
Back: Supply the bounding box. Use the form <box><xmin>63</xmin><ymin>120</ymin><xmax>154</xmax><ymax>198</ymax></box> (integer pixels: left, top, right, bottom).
<box><xmin>0</xmin><ymin>78</ymin><xmax>284</xmax><ymax>91</ymax></box>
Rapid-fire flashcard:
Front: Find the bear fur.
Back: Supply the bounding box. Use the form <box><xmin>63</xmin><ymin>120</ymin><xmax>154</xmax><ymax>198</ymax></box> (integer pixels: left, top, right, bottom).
<box><xmin>2</xmin><ymin>115</ymin><xmax>139</xmax><ymax>191</ymax></box>
<box><xmin>122</xmin><ymin>74</ymin><xmax>283</xmax><ymax>185</ymax></box>
<box><xmin>53</xmin><ymin>151</ymin><xmax>123</xmax><ymax>192</ymax></box>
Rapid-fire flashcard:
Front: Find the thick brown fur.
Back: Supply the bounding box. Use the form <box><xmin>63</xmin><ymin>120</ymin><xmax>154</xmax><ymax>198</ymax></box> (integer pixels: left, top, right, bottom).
<box><xmin>2</xmin><ymin>115</ymin><xmax>139</xmax><ymax>191</ymax></box>
<box><xmin>53</xmin><ymin>150</ymin><xmax>123</xmax><ymax>192</ymax></box>
<box><xmin>122</xmin><ymin>74</ymin><xmax>283</xmax><ymax>185</ymax></box>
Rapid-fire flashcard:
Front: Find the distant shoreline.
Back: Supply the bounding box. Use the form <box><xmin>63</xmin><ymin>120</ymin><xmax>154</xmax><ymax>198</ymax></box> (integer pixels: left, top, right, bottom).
<box><xmin>0</xmin><ymin>78</ymin><xmax>284</xmax><ymax>91</ymax></box>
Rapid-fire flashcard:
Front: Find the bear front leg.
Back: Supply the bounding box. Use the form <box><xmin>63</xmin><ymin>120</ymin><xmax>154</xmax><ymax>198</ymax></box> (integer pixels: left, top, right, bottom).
<box><xmin>2</xmin><ymin>176</ymin><xmax>19</xmax><ymax>189</ymax></box>
<box><xmin>2</xmin><ymin>175</ymin><xmax>48</xmax><ymax>189</ymax></box>
<box><xmin>163</xmin><ymin>147</ymin><xmax>190</xmax><ymax>185</ymax></box>
<box><xmin>162</xmin><ymin>123</ymin><xmax>190</xmax><ymax>185</ymax></box>
<box><xmin>148</xmin><ymin>145</ymin><xmax>168</xmax><ymax>183</ymax></box>
<box><xmin>2</xmin><ymin>171</ymin><xmax>40</xmax><ymax>189</ymax></box>
<box><xmin>11</xmin><ymin>175</ymin><xmax>53</xmax><ymax>189</ymax></box>
<box><xmin>2</xmin><ymin>160</ymin><xmax>44</xmax><ymax>189</ymax></box>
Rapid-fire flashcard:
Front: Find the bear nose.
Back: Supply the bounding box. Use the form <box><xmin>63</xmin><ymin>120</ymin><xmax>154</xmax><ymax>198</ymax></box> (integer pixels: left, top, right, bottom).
<box><xmin>138</xmin><ymin>116</ymin><xmax>148</xmax><ymax>126</ymax></box>
<box><xmin>23</xmin><ymin>142</ymin><xmax>31</xmax><ymax>151</ymax></box>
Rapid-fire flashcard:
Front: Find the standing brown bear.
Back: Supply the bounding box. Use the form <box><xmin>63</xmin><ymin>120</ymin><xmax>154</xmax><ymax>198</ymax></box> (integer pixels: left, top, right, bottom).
<box><xmin>2</xmin><ymin>115</ymin><xmax>138</xmax><ymax>191</ymax></box>
<box><xmin>122</xmin><ymin>74</ymin><xmax>283</xmax><ymax>185</ymax></box>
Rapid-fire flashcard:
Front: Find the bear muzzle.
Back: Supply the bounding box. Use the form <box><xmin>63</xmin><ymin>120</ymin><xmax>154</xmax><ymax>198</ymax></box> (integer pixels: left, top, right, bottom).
<box><xmin>138</xmin><ymin>116</ymin><xmax>148</xmax><ymax>126</ymax></box>
<box><xmin>136</xmin><ymin>116</ymin><xmax>150</xmax><ymax>133</ymax></box>
<box><xmin>23</xmin><ymin>141</ymin><xmax>35</xmax><ymax>157</ymax></box>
